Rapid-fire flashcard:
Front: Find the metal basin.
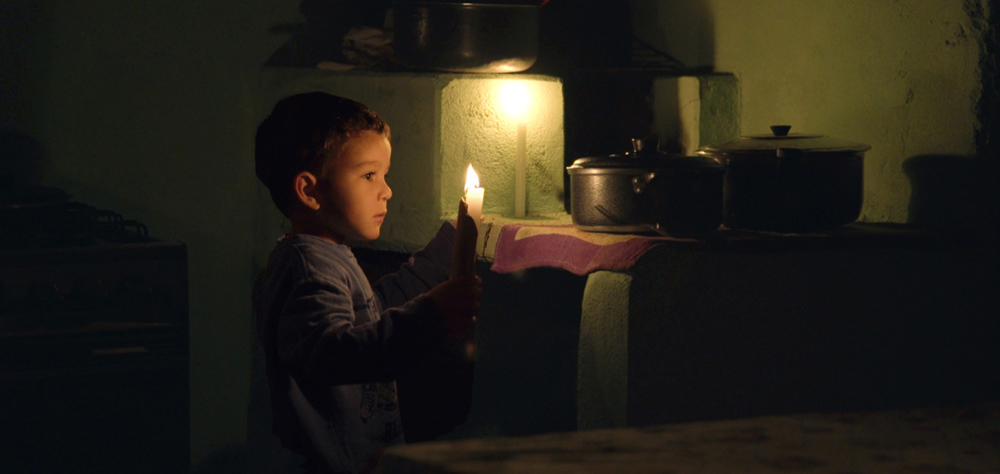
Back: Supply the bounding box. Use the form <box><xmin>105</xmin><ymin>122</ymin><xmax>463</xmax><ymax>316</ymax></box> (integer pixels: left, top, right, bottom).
<box><xmin>392</xmin><ymin>2</ymin><xmax>540</xmax><ymax>73</ymax></box>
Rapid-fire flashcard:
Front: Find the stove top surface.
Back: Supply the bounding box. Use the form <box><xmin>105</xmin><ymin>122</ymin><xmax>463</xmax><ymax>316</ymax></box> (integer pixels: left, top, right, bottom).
<box><xmin>0</xmin><ymin>200</ymin><xmax>153</xmax><ymax>251</ymax></box>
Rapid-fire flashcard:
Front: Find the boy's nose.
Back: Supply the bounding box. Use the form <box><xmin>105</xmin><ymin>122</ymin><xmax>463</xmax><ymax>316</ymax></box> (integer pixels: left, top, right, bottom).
<box><xmin>382</xmin><ymin>182</ymin><xmax>392</xmax><ymax>200</ymax></box>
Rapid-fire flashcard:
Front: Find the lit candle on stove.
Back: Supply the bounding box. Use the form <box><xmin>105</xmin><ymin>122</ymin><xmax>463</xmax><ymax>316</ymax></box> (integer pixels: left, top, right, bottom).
<box><xmin>464</xmin><ymin>164</ymin><xmax>484</xmax><ymax>235</ymax></box>
<box><xmin>501</xmin><ymin>82</ymin><xmax>529</xmax><ymax>218</ymax></box>
<box><xmin>515</xmin><ymin>118</ymin><xmax>526</xmax><ymax>218</ymax></box>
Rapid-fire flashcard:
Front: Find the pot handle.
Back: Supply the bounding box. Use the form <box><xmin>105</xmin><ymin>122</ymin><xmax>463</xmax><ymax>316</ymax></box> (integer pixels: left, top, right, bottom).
<box><xmin>775</xmin><ymin>148</ymin><xmax>803</xmax><ymax>184</ymax></box>
<box><xmin>645</xmin><ymin>223</ymin><xmax>673</xmax><ymax>237</ymax></box>
<box><xmin>776</xmin><ymin>148</ymin><xmax>803</xmax><ymax>159</ymax></box>
<box><xmin>632</xmin><ymin>172</ymin><xmax>656</xmax><ymax>194</ymax></box>
<box><xmin>594</xmin><ymin>204</ymin><xmax>631</xmax><ymax>226</ymax></box>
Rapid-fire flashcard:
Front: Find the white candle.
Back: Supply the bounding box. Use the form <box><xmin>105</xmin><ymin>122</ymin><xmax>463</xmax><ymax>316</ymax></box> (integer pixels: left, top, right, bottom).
<box><xmin>501</xmin><ymin>81</ymin><xmax>529</xmax><ymax>218</ymax></box>
<box><xmin>464</xmin><ymin>164</ymin><xmax>484</xmax><ymax>235</ymax></box>
<box><xmin>515</xmin><ymin>119</ymin><xmax>526</xmax><ymax>218</ymax></box>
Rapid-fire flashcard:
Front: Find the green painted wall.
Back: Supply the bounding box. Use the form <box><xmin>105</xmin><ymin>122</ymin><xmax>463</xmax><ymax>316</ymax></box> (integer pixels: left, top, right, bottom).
<box><xmin>578</xmin><ymin>271</ymin><xmax>631</xmax><ymax>430</ymax></box>
<box><xmin>4</xmin><ymin>0</ymin><xmax>303</xmax><ymax>467</ymax></box>
<box><xmin>4</xmin><ymin>0</ymin><xmax>992</xmax><ymax>469</ymax></box>
<box><xmin>634</xmin><ymin>0</ymin><xmax>991</xmax><ymax>224</ymax></box>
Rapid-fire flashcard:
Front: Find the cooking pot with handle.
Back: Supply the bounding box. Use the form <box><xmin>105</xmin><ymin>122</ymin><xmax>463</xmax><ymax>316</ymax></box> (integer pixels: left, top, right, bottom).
<box><xmin>567</xmin><ymin>139</ymin><xmax>724</xmax><ymax>236</ymax></box>
<box><xmin>696</xmin><ymin>125</ymin><xmax>871</xmax><ymax>232</ymax></box>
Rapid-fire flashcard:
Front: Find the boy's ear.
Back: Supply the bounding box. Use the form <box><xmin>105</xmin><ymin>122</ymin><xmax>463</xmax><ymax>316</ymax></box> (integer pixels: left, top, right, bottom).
<box><xmin>293</xmin><ymin>171</ymin><xmax>321</xmax><ymax>211</ymax></box>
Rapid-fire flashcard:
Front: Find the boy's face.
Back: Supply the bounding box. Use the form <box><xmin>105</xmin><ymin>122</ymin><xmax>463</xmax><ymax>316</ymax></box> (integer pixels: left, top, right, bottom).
<box><xmin>315</xmin><ymin>131</ymin><xmax>393</xmax><ymax>243</ymax></box>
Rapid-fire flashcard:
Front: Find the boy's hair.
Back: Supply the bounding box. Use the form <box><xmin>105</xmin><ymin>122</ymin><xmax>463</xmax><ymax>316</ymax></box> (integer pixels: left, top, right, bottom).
<box><xmin>255</xmin><ymin>92</ymin><xmax>390</xmax><ymax>216</ymax></box>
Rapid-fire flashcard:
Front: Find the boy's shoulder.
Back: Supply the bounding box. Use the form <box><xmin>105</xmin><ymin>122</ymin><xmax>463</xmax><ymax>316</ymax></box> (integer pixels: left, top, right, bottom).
<box><xmin>269</xmin><ymin>233</ymin><xmax>358</xmax><ymax>277</ymax></box>
<box><xmin>271</xmin><ymin>234</ymin><xmax>354</xmax><ymax>262</ymax></box>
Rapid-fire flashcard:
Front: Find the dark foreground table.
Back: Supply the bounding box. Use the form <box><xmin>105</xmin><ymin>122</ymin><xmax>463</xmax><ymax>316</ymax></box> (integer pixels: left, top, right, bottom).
<box><xmin>377</xmin><ymin>402</ymin><xmax>1000</xmax><ymax>473</ymax></box>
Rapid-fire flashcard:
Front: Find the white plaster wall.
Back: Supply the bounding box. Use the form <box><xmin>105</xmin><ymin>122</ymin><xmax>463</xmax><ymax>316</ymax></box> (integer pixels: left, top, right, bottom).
<box><xmin>440</xmin><ymin>77</ymin><xmax>565</xmax><ymax>217</ymax></box>
<box><xmin>634</xmin><ymin>0</ymin><xmax>987</xmax><ymax>223</ymax></box>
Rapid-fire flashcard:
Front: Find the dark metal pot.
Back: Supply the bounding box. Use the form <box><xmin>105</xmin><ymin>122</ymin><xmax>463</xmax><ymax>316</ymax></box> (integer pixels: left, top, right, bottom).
<box><xmin>696</xmin><ymin>125</ymin><xmax>871</xmax><ymax>232</ymax></box>
<box><xmin>567</xmin><ymin>139</ymin><xmax>725</xmax><ymax>236</ymax></box>
<box><xmin>392</xmin><ymin>1</ymin><xmax>540</xmax><ymax>73</ymax></box>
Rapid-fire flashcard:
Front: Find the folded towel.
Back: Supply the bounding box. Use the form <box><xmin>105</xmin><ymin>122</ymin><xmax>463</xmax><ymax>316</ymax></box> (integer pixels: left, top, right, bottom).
<box><xmin>489</xmin><ymin>224</ymin><xmax>697</xmax><ymax>275</ymax></box>
<box><xmin>488</xmin><ymin>222</ymin><xmax>936</xmax><ymax>275</ymax></box>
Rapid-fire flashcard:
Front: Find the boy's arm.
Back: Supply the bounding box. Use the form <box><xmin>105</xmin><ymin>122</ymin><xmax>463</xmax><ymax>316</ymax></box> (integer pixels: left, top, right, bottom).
<box><xmin>372</xmin><ymin>221</ymin><xmax>456</xmax><ymax>309</ymax></box>
<box><xmin>278</xmin><ymin>276</ymin><xmax>449</xmax><ymax>385</ymax></box>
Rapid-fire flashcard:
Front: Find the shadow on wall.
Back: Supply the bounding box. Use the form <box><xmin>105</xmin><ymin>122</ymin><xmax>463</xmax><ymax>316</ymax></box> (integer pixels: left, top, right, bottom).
<box><xmin>0</xmin><ymin>129</ymin><xmax>45</xmax><ymax>192</ymax></box>
<box><xmin>903</xmin><ymin>154</ymin><xmax>1000</xmax><ymax>233</ymax></box>
<box><xmin>0</xmin><ymin>1</ymin><xmax>51</xmax><ymax>128</ymax></box>
<box><xmin>192</xmin><ymin>444</ymin><xmax>248</xmax><ymax>474</ymax></box>
<box><xmin>631</xmin><ymin>0</ymin><xmax>715</xmax><ymax>70</ymax></box>
<box><xmin>531</xmin><ymin>0</ymin><xmax>632</xmax><ymax>74</ymax></box>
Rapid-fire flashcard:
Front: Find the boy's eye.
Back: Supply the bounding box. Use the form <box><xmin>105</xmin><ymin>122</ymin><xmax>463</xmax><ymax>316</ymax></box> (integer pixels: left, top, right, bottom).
<box><xmin>364</xmin><ymin>172</ymin><xmax>375</xmax><ymax>180</ymax></box>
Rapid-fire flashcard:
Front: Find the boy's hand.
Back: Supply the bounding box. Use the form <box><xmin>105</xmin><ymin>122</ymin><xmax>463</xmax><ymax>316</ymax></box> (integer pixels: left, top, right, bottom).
<box><xmin>451</xmin><ymin>198</ymin><xmax>478</xmax><ymax>281</ymax></box>
<box><xmin>428</xmin><ymin>276</ymin><xmax>482</xmax><ymax>338</ymax></box>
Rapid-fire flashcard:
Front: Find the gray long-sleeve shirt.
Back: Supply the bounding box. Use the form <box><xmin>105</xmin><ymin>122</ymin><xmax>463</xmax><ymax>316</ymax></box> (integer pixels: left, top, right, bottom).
<box><xmin>252</xmin><ymin>222</ymin><xmax>457</xmax><ymax>473</ymax></box>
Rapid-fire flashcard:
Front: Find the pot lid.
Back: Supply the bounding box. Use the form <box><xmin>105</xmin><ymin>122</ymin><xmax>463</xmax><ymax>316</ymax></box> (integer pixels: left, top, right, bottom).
<box><xmin>568</xmin><ymin>138</ymin><xmax>723</xmax><ymax>171</ymax></box>
<box><xmin>696</xmin><ymin>125</ymin><xmax>871</xmax><ymax>156</ymax></box>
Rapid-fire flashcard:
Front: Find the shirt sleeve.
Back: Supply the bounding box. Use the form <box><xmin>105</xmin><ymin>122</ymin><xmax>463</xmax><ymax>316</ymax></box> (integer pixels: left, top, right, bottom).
<box><xmin>276</xmin><ymin>264</ymin><xmax>448</xmax><ymax>386</ymax></box>
<box><xmin>373</xmin><ymin>221</ymin><xmax>457</xmax><ymax>310</ymax></box>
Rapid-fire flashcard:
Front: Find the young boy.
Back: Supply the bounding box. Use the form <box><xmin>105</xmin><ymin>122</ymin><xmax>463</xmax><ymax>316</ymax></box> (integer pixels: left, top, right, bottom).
<box><xmin>252</xmin><ymin>92</ymin><xmax>481</xmax><ymax>474</ymax></box>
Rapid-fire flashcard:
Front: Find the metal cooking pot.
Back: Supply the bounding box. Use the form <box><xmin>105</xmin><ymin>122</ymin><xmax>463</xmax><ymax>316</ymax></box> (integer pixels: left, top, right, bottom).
<box><xmin>392</xmin><ymin>1</ymin><xmax>540</xmax><ymax>73</ymax></box>
<box><xmin>696</xmin><ymin>125</ymin><xmax>871</xmax><ymax>232</ymax></box>
<box><xmin>567</xmin><ymin>139</ymin><xmax>725</xmax><ymax>236</ymax></box>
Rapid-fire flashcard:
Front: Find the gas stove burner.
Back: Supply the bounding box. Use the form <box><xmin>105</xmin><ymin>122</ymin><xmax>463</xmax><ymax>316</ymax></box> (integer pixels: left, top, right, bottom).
<box><xmin>0</xmin><ymin>201</ymin><xmax>152</xmax><ymax>250</ymax></box>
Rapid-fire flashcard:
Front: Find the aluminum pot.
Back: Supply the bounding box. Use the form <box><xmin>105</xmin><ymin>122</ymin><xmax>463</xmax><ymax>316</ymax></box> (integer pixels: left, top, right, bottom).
<box><xmin>696</xmin><ymin>125</ymin><xmax>871</xmax><ymax>232</ymax></box>
<box><xmin>567</xmin><ymin>139</ymin><xmax>725</xmax><ymax>236</ymax></box>
<box><xmin>392</xmin><ymin>1</ymin><xmax>540</xmax><ymax>73</ymax></box>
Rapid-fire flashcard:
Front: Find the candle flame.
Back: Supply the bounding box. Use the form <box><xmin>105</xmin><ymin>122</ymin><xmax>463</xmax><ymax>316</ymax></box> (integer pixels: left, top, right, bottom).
<box><xmin>464</xmin><ymin>164</ymin><xmax>480</xmax><ymax>193</ymax></box>
<box><xmin>500</xmin><ymin>82</ymin><xmax>529</xmax><ymax>117</ymax></box>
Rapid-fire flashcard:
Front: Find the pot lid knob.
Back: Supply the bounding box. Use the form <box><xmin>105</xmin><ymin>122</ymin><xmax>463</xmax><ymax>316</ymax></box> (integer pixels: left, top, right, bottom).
<box><xmin>631</xmin><ymin>138</ymin><xmax>659</xmax><ymax>155</ymax></box>
<box><xmin>770</xmin><ymin>125</ymin><xmax>792</xmax><ymax>137</ymax></box>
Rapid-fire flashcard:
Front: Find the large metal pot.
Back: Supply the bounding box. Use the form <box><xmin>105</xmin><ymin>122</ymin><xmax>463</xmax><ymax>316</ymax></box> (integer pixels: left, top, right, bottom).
<box><xmin>567</xmin><ymin>139</ymin><xmax>725</xmax><ymax>236</ymax></box>
<box><xmin>696</xmin><ymin>125</ymin><xmax>871</xmax><ymax>232</ymax></box>
<box><xmin>392</xmin><ymin>1</ymin><xmax>540</xmax><ymax>73</ymax></box>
